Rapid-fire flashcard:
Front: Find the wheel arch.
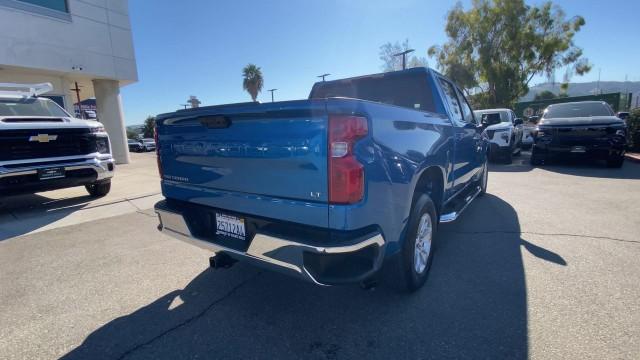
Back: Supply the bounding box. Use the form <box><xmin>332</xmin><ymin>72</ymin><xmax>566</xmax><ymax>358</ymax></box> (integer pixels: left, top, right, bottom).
<box><xmin>411</xmin><ymin>166</ymin><xmax>446</xmax><ymax>215</ymax></box>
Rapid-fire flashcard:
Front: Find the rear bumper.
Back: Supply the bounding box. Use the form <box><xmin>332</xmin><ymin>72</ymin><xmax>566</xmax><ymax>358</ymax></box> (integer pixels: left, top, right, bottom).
<box><xmin>0</xmin><ymin>155</ymin><xmax>114</xmax><ymax>193</ymax></box>
<box><xmin>154</xmin><ymin>200</ymin><xmax>385</xmax><ymax>285</ymax></box>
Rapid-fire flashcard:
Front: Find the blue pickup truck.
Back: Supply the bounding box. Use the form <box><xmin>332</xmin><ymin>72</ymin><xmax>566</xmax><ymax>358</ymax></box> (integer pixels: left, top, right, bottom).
<box><xmin>154</xmin><ymin>67</ymin><xmax>488</xmax><ymax>292</ymax></box>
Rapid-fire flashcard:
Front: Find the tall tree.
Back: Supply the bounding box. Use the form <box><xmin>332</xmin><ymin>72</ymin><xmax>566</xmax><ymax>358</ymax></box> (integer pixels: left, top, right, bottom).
<box><xmin>126</xmin><ymin>129</ymin><xmax>138</xmax><ymax>140</ymax></box>
<box><xmin>428</xmin><ymin>0</ymin><xmax>590</xmax><ymax>108</ymax></box>
<box><xmin>379</xmin><ymin>39</ymin><xmax>428</xmax><ymax>72</ymax></box>
<box><xmin>242</xmin><ymin>64</ymin><xmax>264</xmax><ymax>102</ymax></box>
<box><xmin>142</xmin><ymin>116</ymin><xmax>155</xmax><ymax>138</ymax></box>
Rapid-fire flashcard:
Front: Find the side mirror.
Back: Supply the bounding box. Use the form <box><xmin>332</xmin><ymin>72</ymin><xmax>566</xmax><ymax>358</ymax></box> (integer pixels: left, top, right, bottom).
<box><xmin>514</xmin><ymin>118</ymin><xmax>523</xmax><ymax>125</ymax></box>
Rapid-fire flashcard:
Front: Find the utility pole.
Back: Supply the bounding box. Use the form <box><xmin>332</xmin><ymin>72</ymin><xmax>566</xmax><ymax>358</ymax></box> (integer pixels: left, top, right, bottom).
<box><xmin>597</xmin><ymin>68</ymin><xmax>601</xmax><ymax>95</ymax></box>
<box><xmin>70</xmin><ymin>82</ymin><xmax>83</xmax><ymax>119</ymax></box>
<box><xmin>625</xmin><ymin>74</ymin><xmax>629</xmax><ymax>111</ymax></box>
<box><xmin>268</xmin><ymin>89</ymin><xmax>277</xmax><ymax>102</ymax></box>
<box><xmin>318</xmin><ymin>73</ymin><xmax>330</xmax><ymax>82</ymax></box>
<box><xmin>393</xmin><ymin>49</ymin><xmax>415</xmax><ymax>70</ymax></box>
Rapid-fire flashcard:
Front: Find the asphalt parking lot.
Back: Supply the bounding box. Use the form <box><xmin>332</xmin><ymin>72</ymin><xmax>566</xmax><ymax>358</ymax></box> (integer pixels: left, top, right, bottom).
<box><xmin>1</xmin><ymin>152</ymin><xmax>639</xmax><ymax>360</ymax></box>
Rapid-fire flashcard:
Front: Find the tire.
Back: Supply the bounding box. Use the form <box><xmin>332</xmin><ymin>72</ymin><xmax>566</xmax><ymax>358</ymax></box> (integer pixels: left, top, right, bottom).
<box><xmin>86</xmin><ymin>180</ymin><xmax>111</xmax><ymax>197</ymax></box>
<box><xmin>514</xmin><ymin>141</ymin><xmax>522</xmax><ymax>156</ymax></box>
<box><xmin>478</xmin><ymin>159</ymin><xmax>488</xmax><ymax>196</ymax></box>
<box><xmin>504</xmin><ymin>148</ymin><xmax>513</xmax><ymax>164</ymax></box>
<box><xmin>530</xmin><ymin>148</ymin><xmax>544</xmax><ymax>165</ymax></box>
<box><xmin>391</xmin><ymin>193</ymin><xmax>438</xmax><ymax>292</ymax></box>
<box><xmin>606</xmin><ymin>155</ymin><xmax>624</xmax><ymax>168</ymax></box>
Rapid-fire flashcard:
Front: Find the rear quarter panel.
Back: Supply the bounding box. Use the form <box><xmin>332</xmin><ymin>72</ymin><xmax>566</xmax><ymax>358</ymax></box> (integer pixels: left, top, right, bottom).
<box><xmin>327</xmin><ymin>98</ymin><xmax>453</xmax><ymax>256</ymax></box>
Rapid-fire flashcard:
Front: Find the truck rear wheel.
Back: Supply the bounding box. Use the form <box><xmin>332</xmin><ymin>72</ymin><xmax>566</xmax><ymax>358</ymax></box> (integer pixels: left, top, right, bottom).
<box><xmin>85</xmin><ymin>180</ymin><xmax>111</xmax><ymax>197</ymax></box>
<box><xmin>606</xmin><ymin>155</ymin><xmax>624</xmax><ymax>168</ymax></box>
<box><xmin>504</xmin><ymin>147</ymin><xmax>513</xmax><ymax>164</ymax></box>
<box><xmin>530</xmin><ymin>148</ymin><xmax>544</xmax><ymax>165</ymax></box>
<box><xmin>391</xmin><ymin>193</ymin><xmax>437</xmax><ymax>292</ymax></box>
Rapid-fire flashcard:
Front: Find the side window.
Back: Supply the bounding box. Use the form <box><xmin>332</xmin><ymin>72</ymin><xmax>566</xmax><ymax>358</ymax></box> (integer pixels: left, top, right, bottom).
<box><xmin>438</xmin><ymin>78</ymin><xmax>463</xmax><ymax>123</ymax></box>
<box><xmin>456</xmin><ymin>88</ymin><xmax>475</xmax><ymax>124</ymax></box>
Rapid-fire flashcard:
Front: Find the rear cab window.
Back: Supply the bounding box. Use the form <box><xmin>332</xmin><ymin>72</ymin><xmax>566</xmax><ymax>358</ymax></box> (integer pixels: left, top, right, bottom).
<box><xmin>309</xmin><ymin>71</ymin><xmax>436</xmax><ymax>112</ymax></box>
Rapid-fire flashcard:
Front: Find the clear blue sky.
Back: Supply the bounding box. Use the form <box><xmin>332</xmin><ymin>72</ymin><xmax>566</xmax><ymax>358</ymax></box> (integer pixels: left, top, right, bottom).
<box><xmin>122</xmin><ymin>0</ymin><xmax>640</xmax><ymax>125</ymax></box>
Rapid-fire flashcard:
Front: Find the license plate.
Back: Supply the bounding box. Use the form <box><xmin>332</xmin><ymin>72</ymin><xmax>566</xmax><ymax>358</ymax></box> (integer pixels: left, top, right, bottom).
<box><xmin>215</xmin><ymin>213</ymin><xmax>246</xmax><ymax>241</ymax></box>
<box><xmin>38</xmin><ymin>167</ymin><xmax>65</xmax><ymax>180</ymax></box>
<box><xmin>570</xmin><ymin>146</ymin><xmax>586</xmax><ymax>153</ymax></box>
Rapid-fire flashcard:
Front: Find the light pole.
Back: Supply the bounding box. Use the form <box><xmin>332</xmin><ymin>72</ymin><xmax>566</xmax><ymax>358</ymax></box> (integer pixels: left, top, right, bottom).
<box><xmin>318</xmin><ymin>73</ymin><xmax>330</xmax><ymax>82</ymax></box>
<box><xmin>392</xmin><ymin>49</ymin><xmax>415</xmax><ymax>70</ymax></box>
<box><xmin>268</xmin><ymin>89</ymin><xmax>277</xmax><ymax>102</ymax></box>
<box><xmin>70</xmin><ymin>82</ymin><xmax>83</xmax><ymax>119</ymax></box>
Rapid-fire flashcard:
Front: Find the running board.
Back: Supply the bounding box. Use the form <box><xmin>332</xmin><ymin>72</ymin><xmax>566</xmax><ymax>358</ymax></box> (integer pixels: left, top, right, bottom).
<box><xmin>439</xmin><ymin>186</ymin><xmax>482</xmax><ymax>223</ymax></box>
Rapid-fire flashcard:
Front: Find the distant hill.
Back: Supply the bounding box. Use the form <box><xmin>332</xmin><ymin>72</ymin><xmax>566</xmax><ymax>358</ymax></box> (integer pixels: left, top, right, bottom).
<box><xmin>521</xmin><ymin>81</ymin><xmax>640</xmax><ymax>101</ymax></box>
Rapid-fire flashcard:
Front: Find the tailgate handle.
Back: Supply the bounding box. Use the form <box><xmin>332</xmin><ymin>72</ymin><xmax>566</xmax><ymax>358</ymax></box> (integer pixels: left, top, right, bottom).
<box><xmin>199</xmin><ymin>115</ymin><xmax>231</xmax><ymax>129</ymax></box>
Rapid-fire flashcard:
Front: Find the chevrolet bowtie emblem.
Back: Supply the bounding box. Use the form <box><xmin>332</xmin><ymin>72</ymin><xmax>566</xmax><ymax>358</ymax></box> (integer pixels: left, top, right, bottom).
<box><xmin>29</xmin><ymin>134</ymin><xmax>58</xmax><ymax>143</ymax></box>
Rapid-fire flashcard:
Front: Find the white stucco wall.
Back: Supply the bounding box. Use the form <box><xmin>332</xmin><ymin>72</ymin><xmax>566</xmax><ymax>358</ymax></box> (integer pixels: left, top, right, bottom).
<box><xmin>0</xmin><ymin>0</ymin><xmax>137</xmax><ymax>83</ymax></box>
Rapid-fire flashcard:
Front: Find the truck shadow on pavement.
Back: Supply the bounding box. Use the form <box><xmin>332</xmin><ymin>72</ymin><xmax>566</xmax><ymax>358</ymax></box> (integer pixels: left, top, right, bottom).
<box><xmin>62</xmin><ymin>194</ymin><xmax>565</xmax><ymax>360</ymax></box>
<box><xmin>489</xmin><ymin>151</ymin><xmax>640</xmax><ymax>180</ymax></box>
<box><xmin>535</xmin><ymin>158</ymin><xmax>640</xmax><ymax>180</ymax></box>
<box><xmin>0</xmin><ymin>193</ymin><xmax>100</xmax><ymax>241</ymax></box>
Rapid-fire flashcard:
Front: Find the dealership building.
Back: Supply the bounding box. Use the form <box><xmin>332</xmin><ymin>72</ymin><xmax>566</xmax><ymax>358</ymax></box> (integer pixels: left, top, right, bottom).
<box><xmin>0</xmin><ymin>0</ymin><xmax>137</xmax><ymax>163</ymax></box>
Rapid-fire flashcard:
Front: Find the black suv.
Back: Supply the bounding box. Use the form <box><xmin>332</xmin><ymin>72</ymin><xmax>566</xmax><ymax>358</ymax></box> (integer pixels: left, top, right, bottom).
<box><xmin>531</xmin><ymin>101</ymin><xmax>627</xmax><ymax>167</ymax></box>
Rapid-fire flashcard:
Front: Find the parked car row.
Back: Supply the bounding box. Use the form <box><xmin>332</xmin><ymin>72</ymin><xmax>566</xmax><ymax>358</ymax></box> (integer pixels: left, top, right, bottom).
<box><xmin>127</xmin><ymin>138</ymin><xmax>156</xmax><ymax>152</ymax></box>
<box><xmin>475</xmin><ymin>101</ymin><xmax>628</xmax><ymax>168</ymax></box>
<box><xmin>1</xmin><ymin>73</ymin><xmax>630</xmax><ymax>295</ymax></box>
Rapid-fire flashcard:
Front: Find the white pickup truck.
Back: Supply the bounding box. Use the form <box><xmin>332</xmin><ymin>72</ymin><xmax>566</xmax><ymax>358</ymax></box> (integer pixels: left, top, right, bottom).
<box><xmin>0</xmin><ymin>83</ymin><xmax>114</xmax><ymax>197</ymax></box>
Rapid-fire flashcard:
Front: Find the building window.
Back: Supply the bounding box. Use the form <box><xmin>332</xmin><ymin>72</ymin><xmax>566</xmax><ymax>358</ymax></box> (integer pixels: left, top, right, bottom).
<box><xmin>17</xmin><ymin>0</ymin><xmax>67</xmax><ymax>12</ymax></box>
<box><xmin>0</xmin><ymin>0</ymin><xmax>71</xmax><ymax>20</ymax></box>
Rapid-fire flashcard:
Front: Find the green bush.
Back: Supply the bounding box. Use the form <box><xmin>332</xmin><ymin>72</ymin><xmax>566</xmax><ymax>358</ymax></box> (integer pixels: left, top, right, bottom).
<box><xmin>627</xmin><ymin>108</ymin><xmax>640</xmax><ymax>151</ymax></box>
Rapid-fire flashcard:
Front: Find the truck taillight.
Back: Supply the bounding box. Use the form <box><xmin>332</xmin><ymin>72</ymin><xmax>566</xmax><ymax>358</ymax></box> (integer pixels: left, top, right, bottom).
<box><xmin>328</xmin><ymin>115</ymin><xmax>368</xmax><ymax>204</ymax></box>
<box><xmin>154</xmin><ymin>126</ymin><xmax>162</xmax><ymax>177</ymax></box>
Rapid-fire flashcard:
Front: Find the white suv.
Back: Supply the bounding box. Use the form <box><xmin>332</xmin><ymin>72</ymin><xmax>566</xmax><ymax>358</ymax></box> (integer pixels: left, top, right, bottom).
<box><xmin>473</xmin><ymin>108</ymin><xmax>523</xmax><ymax>164</ymax></box>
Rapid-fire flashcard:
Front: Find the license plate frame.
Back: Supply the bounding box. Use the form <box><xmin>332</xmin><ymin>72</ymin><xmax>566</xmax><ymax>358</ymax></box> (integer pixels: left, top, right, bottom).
<box><xmin>215</xmin><ymin>212</ymin><xmax>246</xmax><ymax>241</ymax></box>
<box><xmin>37</xmin><ymin>167</ymin><xmax>65</xmax><ymax>180</ymax></box>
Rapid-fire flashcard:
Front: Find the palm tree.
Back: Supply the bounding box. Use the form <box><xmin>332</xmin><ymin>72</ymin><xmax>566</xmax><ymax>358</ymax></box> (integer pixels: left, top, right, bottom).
<box><xmin>242</xmin><ymin>64</ymin><xmax>263</xmax><ymax>102</ymax></box>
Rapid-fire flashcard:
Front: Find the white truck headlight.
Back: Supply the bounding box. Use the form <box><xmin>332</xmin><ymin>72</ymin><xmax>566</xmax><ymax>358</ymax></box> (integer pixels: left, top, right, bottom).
<box><xmin>96</xmin><ymin>136</ymin><xmax>110</xmax><ymax>154</ymax></box>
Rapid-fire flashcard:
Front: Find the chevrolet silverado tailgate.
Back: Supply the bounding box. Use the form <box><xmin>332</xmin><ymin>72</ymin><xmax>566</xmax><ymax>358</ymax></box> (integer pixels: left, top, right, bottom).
<box><xmin>156</xmin><ymin>100</ymin><xmax>329</xmax><ymax>226</ymax></box>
